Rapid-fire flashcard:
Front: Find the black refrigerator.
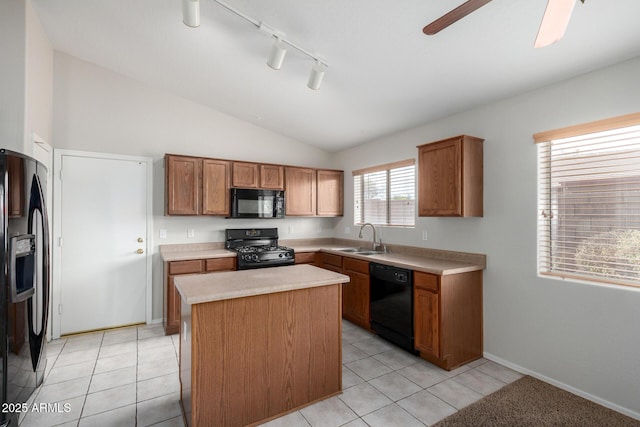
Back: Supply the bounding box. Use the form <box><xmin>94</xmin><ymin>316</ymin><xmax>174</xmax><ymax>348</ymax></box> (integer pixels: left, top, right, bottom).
<box><xmin>0</xmin><ymin>150</ymin><xmax>50</xmax><ymax>426</ymax></box>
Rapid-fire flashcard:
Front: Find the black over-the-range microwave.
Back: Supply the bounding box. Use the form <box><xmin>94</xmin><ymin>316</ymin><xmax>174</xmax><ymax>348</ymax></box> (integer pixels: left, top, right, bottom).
<box><xmin>229</xmin><ymin>188</ymin><xmax>285</xmax><ymax>219</ymax></box>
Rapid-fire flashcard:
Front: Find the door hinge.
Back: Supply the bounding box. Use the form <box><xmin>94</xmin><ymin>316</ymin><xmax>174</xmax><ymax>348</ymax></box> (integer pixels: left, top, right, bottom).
<box><xmin>58</xmin><ymin>304</ymin><xmax>63</xmax><ymax>315</ymax></box>
<box><xmin>59</xmin><ymin>169</ymin><xmax>63</xmax><ymax>180</ymax></box>
<box><xmin>58</xmin><ymin>237</ymin><xmax>63</xmax><ymax>247</ymax></box>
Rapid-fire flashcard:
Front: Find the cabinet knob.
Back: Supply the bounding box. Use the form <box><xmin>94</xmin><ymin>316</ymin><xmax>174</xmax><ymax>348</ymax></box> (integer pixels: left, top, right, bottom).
<box><xmin>138</xmin><ymin>237</ymin><xmax>144</xmax><ymax>243</ymax></box>
<box><xmin>136</xmin><ymin>248</ymin><xmax>144</xmax><ymax>254</ymax></box>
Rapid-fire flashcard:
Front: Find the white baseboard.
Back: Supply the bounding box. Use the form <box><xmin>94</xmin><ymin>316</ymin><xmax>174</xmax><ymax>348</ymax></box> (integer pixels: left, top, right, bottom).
<box><xmin>483</xmin><ymin>352</ymin><xmax>640</xmax><ymax>421</ymax></box>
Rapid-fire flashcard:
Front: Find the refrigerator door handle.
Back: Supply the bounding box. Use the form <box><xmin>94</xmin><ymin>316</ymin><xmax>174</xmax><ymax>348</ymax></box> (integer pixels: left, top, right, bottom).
<box><xmin>27</xmin><ymin>173</ymin><xmax>50</xmax><ymax>372</ymax></box>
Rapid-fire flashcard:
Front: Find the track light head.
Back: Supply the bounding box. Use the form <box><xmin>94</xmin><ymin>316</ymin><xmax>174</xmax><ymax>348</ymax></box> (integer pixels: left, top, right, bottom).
<box><xmin>267</xmin><ymin>38</ymin><xmax>287</xmax><ymax>70</ymax></box>
<box><xmin>182</xmin><ymin>0</ymin><xmax>200</xmax><ymax>28</ymax></box>
<box><xmin>307</xmin><ymin>61</ymin><xmax>326</xmax><ymax>90</ymax></box>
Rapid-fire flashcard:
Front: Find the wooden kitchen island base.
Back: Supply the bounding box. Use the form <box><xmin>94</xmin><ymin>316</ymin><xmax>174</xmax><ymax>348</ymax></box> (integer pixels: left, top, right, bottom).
<box><xmin>177</xmin><ymin>265</ymin><xmax>347</xmax><ymax>427</ymax></box>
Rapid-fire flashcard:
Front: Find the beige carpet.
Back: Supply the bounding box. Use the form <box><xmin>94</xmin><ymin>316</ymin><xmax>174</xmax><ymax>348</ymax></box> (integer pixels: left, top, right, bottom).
<box><xmin>432</xmin><ymin>375</ymin><xmax>640</xmax><ymax>427</ymax></box>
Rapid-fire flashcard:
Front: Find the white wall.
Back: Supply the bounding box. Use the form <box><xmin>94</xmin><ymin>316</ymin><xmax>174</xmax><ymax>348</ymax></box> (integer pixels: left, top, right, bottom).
<box><xmin>25</xmin><ymin>0</ymin><xmax>53</xmax><ymax>152</ymax></box>
<box><xmin>0</xmin><ymin>0</ymin><xmax>52</xmax><ymax>155</ymax></box>
<box><xmin>0</xmin><ymin>0</ymin><xmax>26</xmax><ymax>152</ymax></box>
<box><xmin>333</xmin><ymin>56</ymin><xmax>640</xmax><ymax>418</ymax></box>
<box><xmin>52</xmin><ymin>52</ymin><xmax>340</xmax><ymax>321</ymax></box>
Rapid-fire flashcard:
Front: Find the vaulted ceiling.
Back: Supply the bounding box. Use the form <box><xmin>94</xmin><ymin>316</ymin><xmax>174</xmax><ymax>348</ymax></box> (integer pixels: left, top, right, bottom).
<box><xmin>32</xmin><ymin>0</ymin><xmax>640</xmax><ymax>151</ymax></box>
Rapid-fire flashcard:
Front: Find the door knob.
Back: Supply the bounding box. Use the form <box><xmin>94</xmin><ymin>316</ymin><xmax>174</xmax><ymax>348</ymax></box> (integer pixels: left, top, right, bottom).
<box><xmin>136</xmin><ymin>248</ymin><xmax>144</xmax><ymax>254</ymax></box>
<box><xmin>137</xmin><ymin>237</ymin><xmax>144</xmax><ymax>243</ymax></box>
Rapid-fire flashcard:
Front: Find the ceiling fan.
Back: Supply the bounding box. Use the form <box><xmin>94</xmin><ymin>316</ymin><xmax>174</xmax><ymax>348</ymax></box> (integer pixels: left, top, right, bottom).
<box><xmin>422</xmin><ymin>0</ymin><xmax>585</xmax><ymax>48</ymax></box>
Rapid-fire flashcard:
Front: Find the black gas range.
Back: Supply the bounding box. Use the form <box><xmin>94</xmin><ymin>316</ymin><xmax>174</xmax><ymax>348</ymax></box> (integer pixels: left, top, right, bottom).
<box><xmin>225</xmin><ymin>228</ymin><xmax>295</xmax><ymax>270</ymax></box>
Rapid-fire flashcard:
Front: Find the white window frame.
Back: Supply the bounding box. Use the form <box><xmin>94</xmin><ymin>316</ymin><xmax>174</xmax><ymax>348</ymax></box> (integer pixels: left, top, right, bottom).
<box><xmin>353</xmin><ymin>159</ymin><xmax>415</xmax><ymax>227</ymax></box>
<box><xmin>535</xmin><ymin>112</ymin><xmax>640</xmax><ymax>289</ymax></box>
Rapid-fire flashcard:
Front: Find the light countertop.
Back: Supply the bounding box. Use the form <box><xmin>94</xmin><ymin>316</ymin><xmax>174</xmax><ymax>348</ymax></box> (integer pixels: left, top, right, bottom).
<box><xmin>175</xmin><ymin>264</ymin><xmax>350</xmax><ymax>305</ymax></box>
<box><xmin>161</xmin><ymin>240</ymin><xmax>486</xmax><ymax>276</ymax></box>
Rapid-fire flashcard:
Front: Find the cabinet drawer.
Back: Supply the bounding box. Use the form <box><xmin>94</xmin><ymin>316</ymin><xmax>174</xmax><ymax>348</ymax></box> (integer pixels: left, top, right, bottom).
<box><xmin>343</xmin><ymin>257</ymin><xmax>369</xmax><ymax>275</ymax></box>
<box><xmin>415</xmin><ymin>271</ymin><xmax>439</xmax><ymax>292</ymax></box>
<box><xmin>205</xmin><ymin>257</ymin><xmax>236</xmax><ymax>272</ymax></box>
<box><xmin>320</xmin><ymin>253</ymin><xmax>343</xmax><ymax>268</ymax></box>
<box><xmin>295</xmin><ymin>252</ymin><xmax>317</xmax><ymax>264</ymax></box>
<box><xmin>168</xmin><ymin>260</ymin><xmax>204</xmax><ymax>275</ymax></box>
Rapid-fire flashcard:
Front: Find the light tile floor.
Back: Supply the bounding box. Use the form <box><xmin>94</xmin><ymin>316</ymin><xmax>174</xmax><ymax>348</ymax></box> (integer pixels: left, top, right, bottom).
<box><xmin>19</xmin><ymin>321</ymin><xmax>522</xmax><ymax>427</ymax></box>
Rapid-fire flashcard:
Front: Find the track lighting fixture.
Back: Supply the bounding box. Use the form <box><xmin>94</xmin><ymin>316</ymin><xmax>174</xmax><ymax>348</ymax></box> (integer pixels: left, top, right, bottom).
<box><xmin>267</xmin><ymin>37</ymin><xmax>287</xmax><ymax>70</ymax></box>
<box><xmin>182</xmin><ymin>0</ymin><xmax>200</xmax><ymax>28</ymax></box>
<box><xmin>307</xmin><ymin>61</ymin><xmax>326</xmax><ymax>91</ymax></box>
<box><xmin>182</xmin><ymin>0</ymin><xmax>329</xmax><ymax>89</ymax></box>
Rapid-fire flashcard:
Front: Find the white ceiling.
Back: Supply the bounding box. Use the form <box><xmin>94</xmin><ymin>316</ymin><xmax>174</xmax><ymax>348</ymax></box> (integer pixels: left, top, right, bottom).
<box><xmin>32</xmin><ymin>0</ymin><xmax>640</xmax><ymax>152</ymax></box>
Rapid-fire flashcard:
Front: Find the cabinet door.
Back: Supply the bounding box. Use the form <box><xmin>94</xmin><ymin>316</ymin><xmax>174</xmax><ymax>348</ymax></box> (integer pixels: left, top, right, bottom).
<box><xmin>232</xmin><ymin>162</ymin><xmax>259</xmax><ymax>188</ymax></box>
<box><xmin>418</xmin><ymin>139</ymin><xmax>462</xmax><ymax>216</ymax></box>
<box><xmin>317</xmin><ymin>170</ymin><xmax>343</xmax><ymax>217</ymax></box>
<box><xmin>259</xmin><ymin>164</ymin><xmax>284</xmax><ymax>190</ymax></box>
<box><xmin>167</xmin><ymin>276</ymin><xmax>181</xmax><ymax>334</ymax></box>
<box><xmin>295</xmin><ymin>252</ymin><xmax>317</xmax><ymax>265</ymax></box>
<box><xmin>202</xmin><ymin>159</ymin><xmax>230</xmax><ymax>215</ymax></box>
<box><xmin>414</xmin><ymin>287</ymin><xmax>439</xmax><ymax>357</ymax></box>
<box><xmin>285</xmin><ymin>167</ymin><xmax>316</xmax><ymax>216</ymax></box>
<box><xmin>342</xmin><ymin>269</ymin><xmax>370</xmax><ymax>329</ymax></box>
<box><xmin>166</xmin><ymin>155</ymin><xmax>201</xmax><ymax>215</ymax></box>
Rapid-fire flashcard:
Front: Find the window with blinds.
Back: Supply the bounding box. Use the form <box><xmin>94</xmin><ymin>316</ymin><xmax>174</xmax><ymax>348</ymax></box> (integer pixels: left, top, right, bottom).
<box><xmin>535</xmin><ymin>113</ymin><xmax>640</xmax><ymax>288</ymax></box>
<box><xmin>353</xmin><ymin>159</ymin><xmax>415</xmax><ymax>227</ymax></box>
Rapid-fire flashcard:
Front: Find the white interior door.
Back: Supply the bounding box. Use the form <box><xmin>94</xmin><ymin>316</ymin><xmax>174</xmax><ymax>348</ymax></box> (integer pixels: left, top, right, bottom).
<box><xmin>57</xmin><ymin>153</ymin><xmax>150</xmax><ymax>335</ymax></box>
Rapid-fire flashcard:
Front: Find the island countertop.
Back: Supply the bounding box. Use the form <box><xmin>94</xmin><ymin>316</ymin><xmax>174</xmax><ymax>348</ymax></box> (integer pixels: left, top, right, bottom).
<box><xmin>175</xmin><ymin>263</ymin><xmax>350</xmax><ymax>305</ymax></box>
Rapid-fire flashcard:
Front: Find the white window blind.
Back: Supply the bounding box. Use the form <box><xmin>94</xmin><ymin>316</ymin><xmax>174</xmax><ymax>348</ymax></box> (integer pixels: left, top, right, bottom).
<box><xmin>535</xmin><ymin>113</ymin><xmax>640</xmax><ymax>288</ymax></box>
<box><xmin>353</xmin><ymin>159</ymin><xmax>415</xmax><ymax>227</ymax></box>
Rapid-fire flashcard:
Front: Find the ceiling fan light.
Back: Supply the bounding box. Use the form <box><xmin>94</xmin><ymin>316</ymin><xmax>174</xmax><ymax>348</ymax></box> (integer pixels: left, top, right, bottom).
<box><xmin>267</xmin><ymin>38</ymin><xmax>287</xmax><ymax>70</ymax></box>
<box><xmin>182</xmin><ymin>0</ymin><xmax>200</xmax><ymax>28</ymax></box>
<box><xmin>307</xmin><ymin>62</ymin><xmax>326</xmax><ymax>91</ymax></box>
<box><xmin>534</xmin><ymin>0</ymin><xmax>576</xmax><ymax>48</ymax></box>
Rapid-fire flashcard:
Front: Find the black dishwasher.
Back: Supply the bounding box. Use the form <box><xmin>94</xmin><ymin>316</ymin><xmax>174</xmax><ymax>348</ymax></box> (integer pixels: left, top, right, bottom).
<box><xmin>369</xmin><ymin>263</ymin><xmax>417</xmax><ymax>354</ymax></box>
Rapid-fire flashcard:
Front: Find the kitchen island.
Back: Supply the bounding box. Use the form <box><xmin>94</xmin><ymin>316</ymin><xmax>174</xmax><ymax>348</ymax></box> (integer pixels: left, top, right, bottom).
<box><xmin>175</xmin><ymin>264</ymin><xmax>350</xmax><ymax>427</ymax></box>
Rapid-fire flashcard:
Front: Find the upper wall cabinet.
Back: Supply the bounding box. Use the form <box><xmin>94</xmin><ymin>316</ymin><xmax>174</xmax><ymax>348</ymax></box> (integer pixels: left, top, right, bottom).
<box><xmin>417</xmin><ymin>135</ymin><xmax>483</xmax><ymax>217</ymax></box>
<box><xmin>285</xmin><ymin>168</ymin><xmax>344</xmax><ymax>217</ymax></box>
<box><xmin>166</xmin><ymin>155</ymin><xmax>201</xmax><ymax>215</ymax></box>
<box><xmin>232</xmin><ymin>162</ymin><xmax>259</xmax><ymax>188</ymax></box>
<box><xmin>285</xmin><ymin>167</ymin><xmax>316</xmax><ymax>216</ymax></box>
<box><xmin>317</xmin><ymin>170</ymin><xmax>344</xmax><ymax>217</ymax></box>
<box><xmin>165</xmin><ymin>154</ymin><xmax>230</xmax><ymax>216</ymax></box>
<box><xmin>166</xmin><ymin>153</ymin><xmax>343</xmax><ymax>217</ymax></box>
<box><xmin>259</xmin><ymin>164</ymin><xmax>284</xmax><ymax>190</ymax></box>
<box><xmin>232</xmin><ymin>162</ymin><xmax>284</xmax><ymax>190</ymax></box>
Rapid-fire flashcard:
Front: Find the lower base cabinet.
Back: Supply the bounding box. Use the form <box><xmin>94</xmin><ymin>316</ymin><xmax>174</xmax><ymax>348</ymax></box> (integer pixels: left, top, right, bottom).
<box><xmin>414</xmin><ymin>270</ymin><xmax>483</xmax><ymax>370</ymax></box>
<box><xmin>341</xmin><ymin>258</ymin><xmax>370</xmax><ymax>330</ymax></box>
<box><xmin>163</xmin><ymin>257</ymin><xmax>235</xmax><ymax>335</ymax></box>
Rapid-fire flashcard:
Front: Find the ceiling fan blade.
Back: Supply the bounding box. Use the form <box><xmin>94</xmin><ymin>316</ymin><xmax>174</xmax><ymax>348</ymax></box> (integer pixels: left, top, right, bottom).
<box><xmin>534</xmin><ymin>0</ymin><xmax>577</xmax><ymax>48</ymax></box>
<box><xmin>423</xmin><ymin>0</ymin><xmax>492</xmax><ymax>35</ymax></box>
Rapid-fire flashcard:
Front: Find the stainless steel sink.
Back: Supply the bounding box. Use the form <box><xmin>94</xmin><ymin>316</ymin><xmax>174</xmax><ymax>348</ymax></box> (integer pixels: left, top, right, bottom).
<box><xmin>353</xmin><ymin>250</ymin><xmax>386</xmax><ymax>255</ymax></box>
<box><xmin>337</xmin><ymin>248</ymin><xmax>386</xmax><ymax>255</ymax></box>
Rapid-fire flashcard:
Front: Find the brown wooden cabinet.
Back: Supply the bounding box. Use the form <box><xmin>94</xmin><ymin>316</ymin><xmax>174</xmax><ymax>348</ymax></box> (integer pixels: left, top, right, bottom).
<box><xmin>285</xmin><ymin>167</ymin><xmax>317</xmax><ymax>216</ymax></box>
<box><xmin>165</xmin><ymin>154</ymin><xmax>230</xmax><ymax>216</ymax></box>
<box><xmin>259</xmin><ymin>164</ymin><xmax>284</xmax><ymax>190</ymax></box>
<box><xmin>165</xmin><ymin>155</ymin><xmax>201</xmax><ymax>215</ymax></box>
<box><xmin>317</xmin><ymin>252</ymin><xmax>343</xmax><ymax>273</ymax></box>
<box><xmin>414</xmin><ymin>270</ymin><xmax>483</xmax><ymax>370</ymax></box>
<box><xmin>417</xmin><ymin>135</ymin><xmax>483</xmax><ymax>217</ymax></box>
<box><xmin>202</xmin><ymin>159</ymin><xmax>231</xmax><ymax>215</ymax></box>
<box><xmin>232</xmin><ymin>162</ymin><xmax>259</xmax><ymax>188</ymax></box>
<box><xmin>317</xmin><ymin>170</ymin><xmax>344</xmax><ymax>216</ymax></box>
<box><xmin>231</xmin><ymin>162</ymin><xmax>284</xmax><ymax>190</ymax></box>
<box><xmin>166</xmin><ymin>153</ymin><xmax>343</xmax><ymax>217</ymax></box>
<box><xmin>342</xmin><ymin>258</ymin><xmax>370</xmax><ymax>330</ymax></box>
<box><xmin>294</xmin><ymin>252</ymin><xmax>317</xmax><ymax>265</ymax></box>
<box><xmin>163</xmin><ymin>257</ymin><xmax>235</xmax><ymax>335</ymax></box>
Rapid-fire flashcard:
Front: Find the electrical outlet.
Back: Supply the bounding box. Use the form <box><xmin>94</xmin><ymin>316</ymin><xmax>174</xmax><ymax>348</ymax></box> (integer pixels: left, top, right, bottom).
<box><xmin>344</xmin><ymin>227</ymin><xmax>351</xmax><ymax>235</ymax></box>
<box><xmin>422</xmin><ymin>230</ymin><xmax>428</xmax><ymax>241</ymax></box>
<box><xmin>159</xmin><ymin>229</ymin><xmax>167</xmax><ymax>239</ymax></box>
<box><xmin>288</xmin><ymin>225</ymin><xmax>295</xmax><ymax>234</ymax></box>
<box><xmin>188</xmin><ymin>228</ymin><xmax>195</xmax><ymax>238</ymax></box>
